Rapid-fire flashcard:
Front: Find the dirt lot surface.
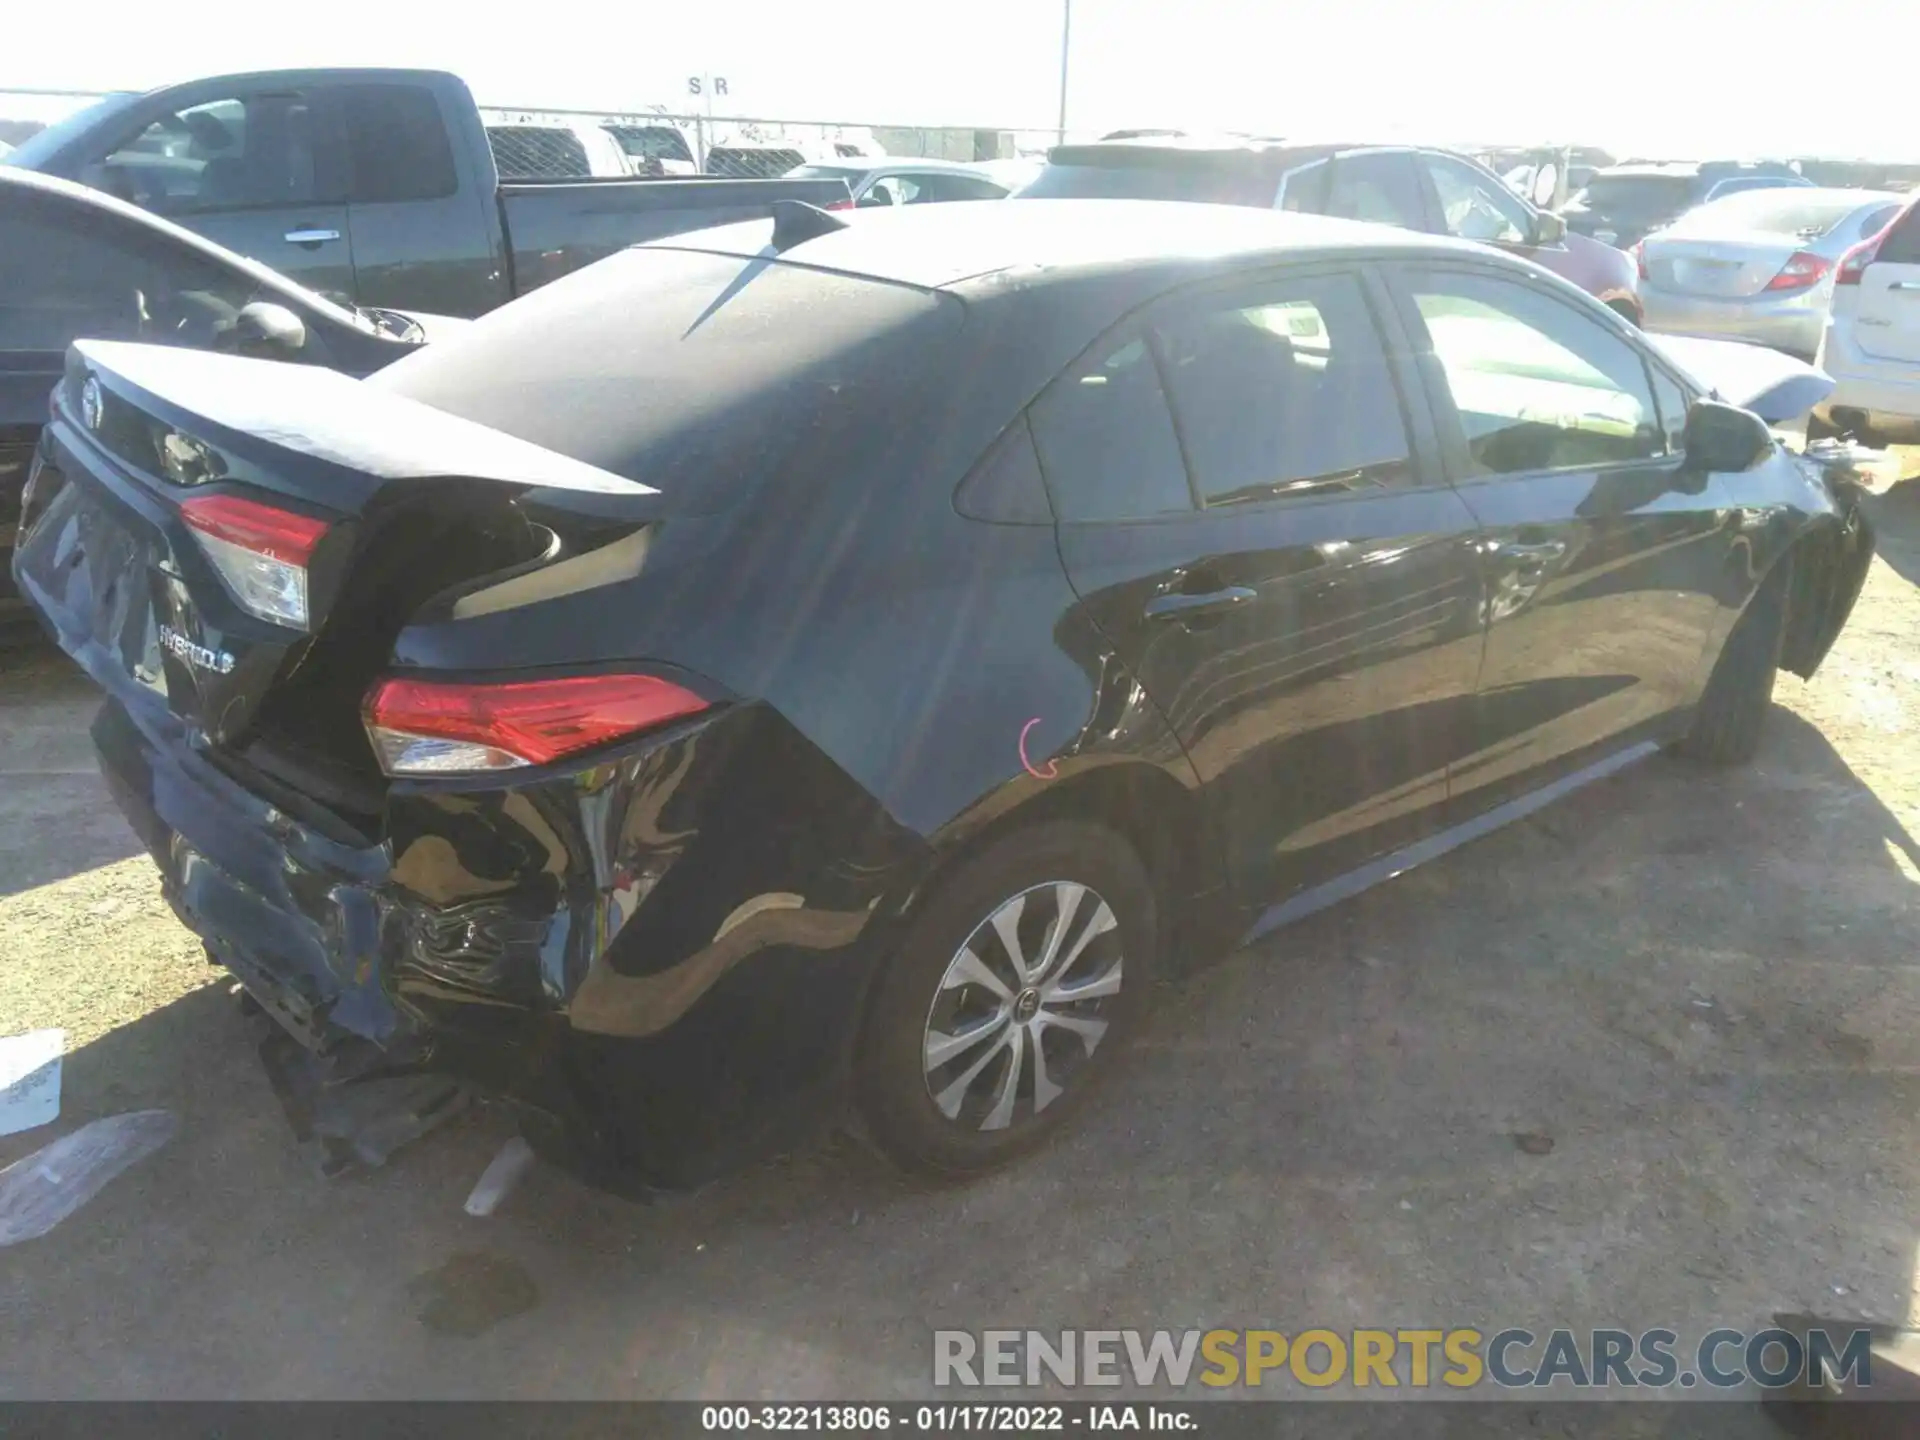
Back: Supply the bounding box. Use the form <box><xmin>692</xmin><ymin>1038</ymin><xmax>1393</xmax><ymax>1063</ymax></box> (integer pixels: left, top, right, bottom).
<box><xmin>3</xmin><ymin>466</ymin><xmax>1919</xmax><ymax>1420</ymax></box>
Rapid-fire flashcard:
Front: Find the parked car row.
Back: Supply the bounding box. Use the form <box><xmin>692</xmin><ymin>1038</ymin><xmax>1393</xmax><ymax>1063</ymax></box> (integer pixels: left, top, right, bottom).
<box><xmin>1633</xmin><ymin>187</ymin><xmax>1903</xmax><ymax>358</ymax></box>
<box><xmin>10</xmin><ymin>188</ymin><xmax>1874</xmax><ymax>1192</ymax></box>
<box><xmin>1561</xmin><ymin>160</ymin><xmax>1810</xmax><ymax>249</ymax></box>
<box><xmin>1015</xmin><ymin>137</ymin><xmax>1643</xmax><ymax>322</ymax></box>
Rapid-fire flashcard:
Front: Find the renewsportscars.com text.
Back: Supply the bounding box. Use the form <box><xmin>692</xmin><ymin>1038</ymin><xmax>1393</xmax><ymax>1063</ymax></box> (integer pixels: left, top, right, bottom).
<box><xmin>934</xmin><ymin>1327</ymin><xmax>1874</xmax><ymax>1391</ymax></box>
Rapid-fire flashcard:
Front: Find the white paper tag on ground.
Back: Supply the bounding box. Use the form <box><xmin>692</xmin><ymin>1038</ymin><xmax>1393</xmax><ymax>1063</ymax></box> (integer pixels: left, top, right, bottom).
<box><xmin>0</xmin><ymin>1030</ymin><xmax>65</xmax><ymax>1138</ymax></box>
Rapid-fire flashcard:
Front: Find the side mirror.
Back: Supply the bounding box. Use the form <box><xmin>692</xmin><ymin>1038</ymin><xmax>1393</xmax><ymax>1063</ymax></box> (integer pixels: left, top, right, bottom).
<box><xmin>1683</xmin><ymin>399</ymin><xmax>1772</xmax><ymax>472</ymax></box>
<box><xmin>1530</xmin><ymin>211</ymin><xmax>1567</xmax><ymax>246</ymax></box>
<box><xmin>232</xmin><ymin>301</ymin><xmax>307</xmax><ymax>360</ymax></box>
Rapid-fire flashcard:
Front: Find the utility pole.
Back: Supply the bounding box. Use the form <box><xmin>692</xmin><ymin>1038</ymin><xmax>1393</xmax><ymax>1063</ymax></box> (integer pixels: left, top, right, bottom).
<box><xmin>1056</xmin><ymin>0</ymin><xmax>1072</xmax><ymax>142</ymax></box>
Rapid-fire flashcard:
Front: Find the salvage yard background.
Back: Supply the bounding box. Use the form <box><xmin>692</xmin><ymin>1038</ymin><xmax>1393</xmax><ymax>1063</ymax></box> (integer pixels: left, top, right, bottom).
<box><xmin>3</xmin><ymin>455</ymin><xmax>1919</xmax><ymax>1406</ymax></box>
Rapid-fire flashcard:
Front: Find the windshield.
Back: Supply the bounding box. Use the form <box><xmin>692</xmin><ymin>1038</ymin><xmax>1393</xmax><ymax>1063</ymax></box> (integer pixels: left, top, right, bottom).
<box><xmin>1018</xmin><ymin>159</ymin><xmax>1273</xmax><ymax>205</ymax></box>
<box><xmin>1574</xmin><ymin>174</ymin><xmax>1696</xmax><ymax>213</ymax></box>
<box><xmin>1672</xmin><ymin>189</ymin><xmax>1890</xmax><ymax>238</ymax></box>
<box><xmin>1</xmin><ymin>92</ymin><xmax>144</xmax><ymax>169</ymax></box>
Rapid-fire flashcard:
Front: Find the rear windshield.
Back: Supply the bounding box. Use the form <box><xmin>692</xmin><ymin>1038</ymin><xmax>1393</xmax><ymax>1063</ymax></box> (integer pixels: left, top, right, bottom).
<box><xmin>1673</xmin><ymin>190</ymin><xmax>1888</xmax><ymax>239</ymax></box>
<box><xmin>370</xmin><ymin>246</ymin><xmax>964</xmax><ymax>515</ymax></box>
<box><xmin>1577</xmin><ymin>174</ymin><xmax>1697</xmax><ymax>212</ymax></box>
<box><xmin>1019</xmin><ymin>159</ymin><xmax>1274</xmax><ymax>206</ymax></box>
<box><xmin>488</xmin><ymin>126</ymin><xmax>591</xmax><ymax>179</ymax></box>
<box><xmin>603</xmin><ymin>125</ymin><xmax>692</xmax><ymax>163</ymax></box>
<box><xmin>708</xmin><ymin>147</ymin><xmax>807</xmax><ymax>177</ymax></box>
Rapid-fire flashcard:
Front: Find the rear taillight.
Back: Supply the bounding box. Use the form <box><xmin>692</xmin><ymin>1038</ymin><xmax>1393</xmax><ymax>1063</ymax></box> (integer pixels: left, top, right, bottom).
<box><xmin>363</xmin><ymin>673</ymin><xmax>709</xmax><ymax>776</ymax></box>
<box><xmin>1630</xmin><ymin>241</ymin><xmax>1647</xmax><ymax>281</ymax></box>
<box><xmin>180</xmin><ymin>494</ymin><xmax>330</xmax><ymax>630</ymax></box>
<box><xmin>825</xmin><ymin>197</ymin><xmax>854</xmax><ymax>211</ymax></box>
<box><xmin>1835</xmin><ymin>227</ymin><xmax>1890</xmax><ymax>286</ymax></box>
<box><xmin>1763</xmin><ymin>250</ymin><xmax>1832</xmax><ymax>293</ymax></box>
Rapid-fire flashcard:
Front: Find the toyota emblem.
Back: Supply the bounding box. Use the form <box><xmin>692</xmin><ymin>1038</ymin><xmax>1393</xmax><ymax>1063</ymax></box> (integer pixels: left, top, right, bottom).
<box><xmin>81</xmin><ymin>376</ymin><xmax>104</xmax><ymax>431</ymax></box>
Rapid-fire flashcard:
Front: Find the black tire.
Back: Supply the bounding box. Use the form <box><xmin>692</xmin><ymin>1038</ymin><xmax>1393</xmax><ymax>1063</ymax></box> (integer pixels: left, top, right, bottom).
<box><xmin>1607</xmin><ymin>299</ymin><xmax>1641</xmax><ymax>328</ymax></box>
<box><xmin>1803</xmin><ymin>413</ymin><xmax>1840</xmax><ymax>445</ymax></box>
<box><xmin>1675</xmin><ymin>554</ymin><xmax>1791</xmax><ymax>766</ymax></box>
<box><xmin>857</xmin><ymin>820</ymin><xmax>1157</xmax><ymax>1179</ymax></box>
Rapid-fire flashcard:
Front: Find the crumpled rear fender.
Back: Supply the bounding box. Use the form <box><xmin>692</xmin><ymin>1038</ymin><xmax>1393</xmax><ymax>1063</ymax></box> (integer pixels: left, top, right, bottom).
<box><xmin>1781</xmin><ymin>495</ymin><xmax>1874</xmax><ymax>680</ymax></box>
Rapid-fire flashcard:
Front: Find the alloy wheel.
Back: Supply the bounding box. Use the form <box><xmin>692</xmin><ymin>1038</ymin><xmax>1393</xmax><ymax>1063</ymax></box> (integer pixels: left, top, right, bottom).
<box><xmin>921</xmin><ymin>880</ymin><xmax>1123</xmax><ymax>1132</ymax></box>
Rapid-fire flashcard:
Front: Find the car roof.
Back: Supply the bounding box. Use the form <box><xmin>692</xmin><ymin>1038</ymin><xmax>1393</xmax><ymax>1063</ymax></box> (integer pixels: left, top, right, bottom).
<box><xmin>648</xmin><ymin>196</ymin><xmax>1481</xmax><ymax>293</ymax></box>
<box><xmin>801</xmin><ymin>157</ymin><xmax>999</xmax><ymax>178</ymax></box>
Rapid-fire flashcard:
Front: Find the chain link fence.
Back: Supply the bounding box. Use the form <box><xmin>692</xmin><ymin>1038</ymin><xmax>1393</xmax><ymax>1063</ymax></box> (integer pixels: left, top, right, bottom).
<box><xmin>479</xmin><ymin>105</ymin><xmax>1072</xmax><ymax>178</ymax></box>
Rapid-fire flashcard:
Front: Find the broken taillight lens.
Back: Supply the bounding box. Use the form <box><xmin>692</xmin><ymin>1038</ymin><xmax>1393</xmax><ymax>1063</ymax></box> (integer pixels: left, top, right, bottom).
<box><xmin>362</xmin><ymin>673</ymin><xmax>710</xmax><ymax>776</ymax></box>
<box><xmin>179</xmin><ymin>493</ymin><xmax>330</xmax><ymax>631</ymax></box>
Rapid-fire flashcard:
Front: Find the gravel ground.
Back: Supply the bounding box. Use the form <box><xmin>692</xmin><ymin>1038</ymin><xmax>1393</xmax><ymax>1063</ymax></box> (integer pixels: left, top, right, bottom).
<box><xmin>2</xmin><ymin>464</ymin><xmax>1918</xmax><ymax>1417</ymax></box>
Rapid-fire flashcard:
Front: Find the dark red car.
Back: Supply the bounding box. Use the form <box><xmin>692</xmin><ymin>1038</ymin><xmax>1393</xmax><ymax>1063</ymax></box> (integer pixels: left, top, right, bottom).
<box><xmin>1018</xmin><ymin>139</ymin><xmax>1642</xmax><ymax>324</ymax></box>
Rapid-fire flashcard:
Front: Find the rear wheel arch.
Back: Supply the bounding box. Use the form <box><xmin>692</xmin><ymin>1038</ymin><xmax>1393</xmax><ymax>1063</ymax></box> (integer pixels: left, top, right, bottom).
<box><xmin>870</xmin><ymin>761</ymin><xmax>1216</xmax><ymax>997</ymax></box>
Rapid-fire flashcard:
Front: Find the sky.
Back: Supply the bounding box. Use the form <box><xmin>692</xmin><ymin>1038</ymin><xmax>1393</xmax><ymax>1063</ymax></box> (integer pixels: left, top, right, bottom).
<box><xmin>2</xmin><ymin>0</ymin><xmax>1915</xmax><ymax>160</ymax></box>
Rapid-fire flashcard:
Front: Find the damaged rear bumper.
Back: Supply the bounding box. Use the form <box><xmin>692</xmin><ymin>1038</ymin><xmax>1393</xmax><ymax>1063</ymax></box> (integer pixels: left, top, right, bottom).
<box><xmin>1782</xmin><ymin>450</ymin><xmax>1879</xmax><ymax>681</ymax></box>
<box><xmin>87</xmin><ymin>691</ymin><xmax>926</xmax><ymax>1194</ymax></box>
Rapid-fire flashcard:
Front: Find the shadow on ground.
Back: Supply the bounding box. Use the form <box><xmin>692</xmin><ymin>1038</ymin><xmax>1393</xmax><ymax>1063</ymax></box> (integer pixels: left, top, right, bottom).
<box><xmin>2</xmin><ymin>694</ymin><xmax>1915</xmax><ymax>1420</ymax></box>
<box><xmin>1867</xmin><ymin>478</ymin><xmax>1920</xmax><ymax>592</ymax></box>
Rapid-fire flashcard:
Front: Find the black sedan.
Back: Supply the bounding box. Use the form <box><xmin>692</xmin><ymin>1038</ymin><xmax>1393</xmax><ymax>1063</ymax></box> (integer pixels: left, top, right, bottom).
<box><xmin>11</xmin><ymin>199</ymin><xmax>1872</xmax><ymax>1193</ymax></box>
<box><xmin>1</xmin><ymin>167</ymin><xmax>447</xmax><ymax>620</ymax></box>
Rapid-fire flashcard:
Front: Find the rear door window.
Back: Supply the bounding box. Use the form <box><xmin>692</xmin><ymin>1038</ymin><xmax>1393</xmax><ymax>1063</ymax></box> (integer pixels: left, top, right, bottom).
<box><xmin>1324</xmin><ymin>152</ymin><xmax>1427</xmax><ymax>230</ymax></box>
<box><xmin>341</xmin><ymin>85</ymin><xmax>457</xmax><ymax>202</ymax></box>
<box><xmin>1029</xmin><ymin>328</ymin><xmax>1194</xmax><ymax>522</ymax></box>
<box><xmin>1151</xmin><ymin>272</ymin><xmax>1415</xmax><ymax>504</ymax></box>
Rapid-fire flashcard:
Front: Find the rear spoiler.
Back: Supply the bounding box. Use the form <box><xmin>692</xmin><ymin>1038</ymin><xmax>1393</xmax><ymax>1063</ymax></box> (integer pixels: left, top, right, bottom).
<box><xmin>71</xmin><ymin>340</ymin><xmax>653</xmax><ymax>501</ymax></box>
<box><xmin>1644</xmin><ymin>334</ymin><xmax>1834</xmax><ymax>425</ymax></box>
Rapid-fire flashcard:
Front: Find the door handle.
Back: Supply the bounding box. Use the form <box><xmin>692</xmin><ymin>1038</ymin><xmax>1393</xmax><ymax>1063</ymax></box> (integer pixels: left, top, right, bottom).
<box><xmin>1890</xmin><ymin>281</ymin><xmax>1920</xmax><ymax>291</ymax></box>
<box><xmin>283</xmin><ymin>228</ymin><xmax>341</xmax><ymax>246</ymax></box>
<box><xmin>1492</xmin><ymin>540</ymin><xmax>1568</xmax><ymax>565</ymax></box>
<box><xmin>1144</xmin><ymin>585</ymin><xmax>1256</xmax><ymax>622</ymax></box>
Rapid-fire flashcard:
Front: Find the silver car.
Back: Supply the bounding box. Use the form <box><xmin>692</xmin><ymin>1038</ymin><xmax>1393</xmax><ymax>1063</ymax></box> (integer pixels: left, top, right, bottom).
<box><xmin>784</xmin><ymin>157</ymin><xmax>1013</xmax><ymax>207</ymax></box>
<box><xmin>1638</xmin><ymin>187</ymin><xmax>1903</xmax><ymax>358</ymax></box>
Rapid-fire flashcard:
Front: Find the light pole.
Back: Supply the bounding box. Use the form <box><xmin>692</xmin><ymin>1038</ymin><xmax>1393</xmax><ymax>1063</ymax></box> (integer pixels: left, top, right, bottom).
<box><xmin>1056</xmin><ymin>0</ymin><xmax>1072</xmax><ymax>142</ymax></box>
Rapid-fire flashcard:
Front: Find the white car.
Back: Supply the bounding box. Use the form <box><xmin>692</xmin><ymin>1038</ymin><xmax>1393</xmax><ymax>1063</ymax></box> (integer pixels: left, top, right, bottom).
<box><xmin>1812</xmin><ymin>195</ymin><xmax>1920</xmax><ymax>444</ymax></box>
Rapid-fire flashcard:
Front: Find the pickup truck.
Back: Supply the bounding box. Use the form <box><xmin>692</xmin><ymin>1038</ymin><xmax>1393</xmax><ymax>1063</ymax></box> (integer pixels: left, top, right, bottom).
<box><xmin>2</xmin><ymin>69</ymin><xmax>851</xmax><ymax>317</ymax></box>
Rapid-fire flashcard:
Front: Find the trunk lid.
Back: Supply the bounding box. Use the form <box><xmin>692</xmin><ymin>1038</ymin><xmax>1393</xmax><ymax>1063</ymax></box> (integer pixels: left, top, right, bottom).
<box><xmin>1643</xmin><ymin>235</ymin><xmax>1803</xmax><ymax>298</ymax></box>
<box><xmin>15</xmin><ymin>340</ymin><xmax>653</xmax><ymax>766</ymax></box>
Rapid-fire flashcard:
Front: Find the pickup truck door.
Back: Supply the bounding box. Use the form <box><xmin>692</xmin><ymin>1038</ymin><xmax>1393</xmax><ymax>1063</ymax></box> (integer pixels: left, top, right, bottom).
<box><xmin>72</xmin><ymin>83</ymin><xmax>355</xmax><ymax>302</ymax></box>
<box><xmin>336</xmin><ymin>80</ymin><xmax>510</xmax><ymax>318</ymax></box>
